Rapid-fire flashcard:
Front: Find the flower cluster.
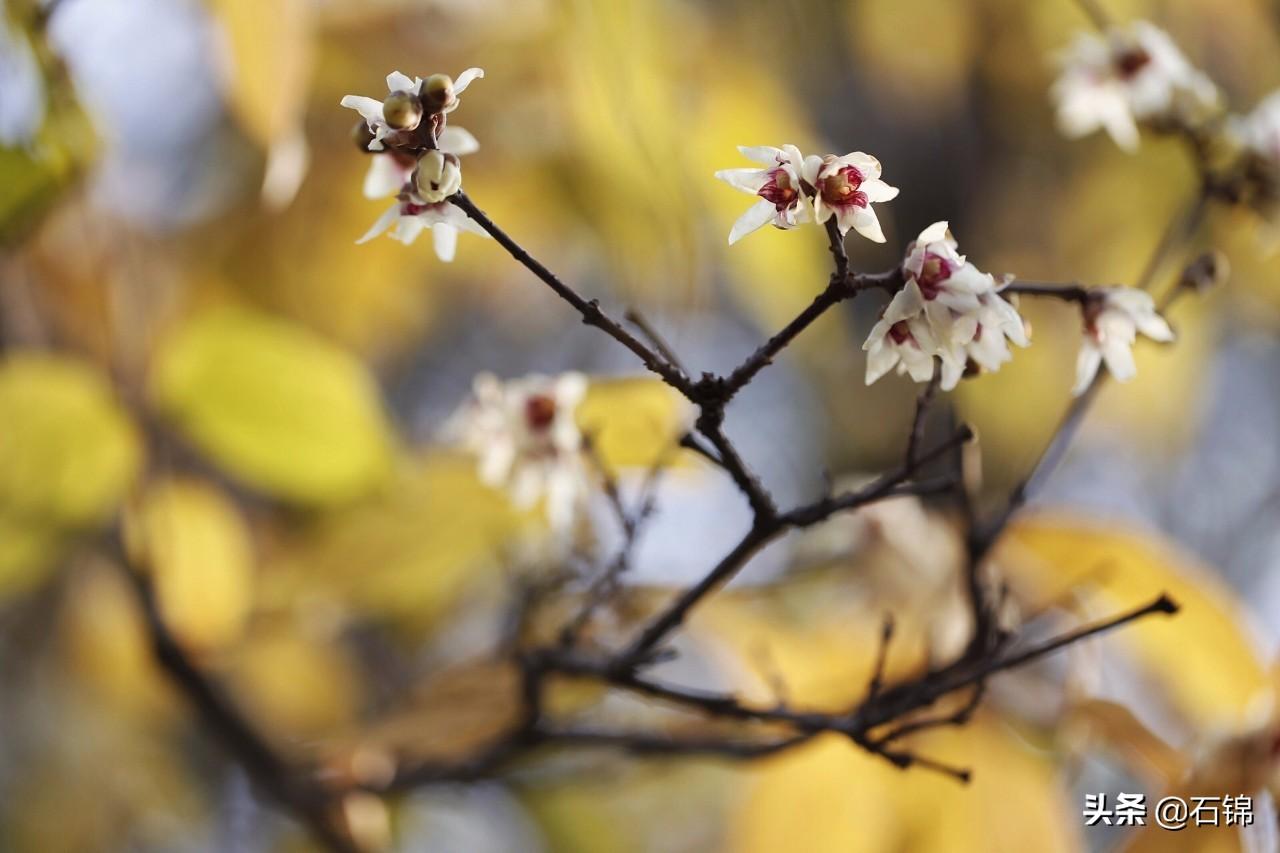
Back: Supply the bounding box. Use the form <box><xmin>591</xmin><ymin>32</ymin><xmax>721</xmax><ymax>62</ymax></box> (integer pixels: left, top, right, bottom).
<box><xmin>863</xmin><ymin>223</ymin><xmax>1028</xmax><ymax>391</ymax></box>
<box><xmin>444</xmin><ymin>372</ymin><xmax>591</xmax><ymax>534</ymax></box>
<box><xmin>715</xmin><ymin>145</ymin><xmax>899</xmax><ymax>244</ymax></box>
<box><xmin>1051</xmin><ymin>20</ymin><xmax>1219</xmax><ymax>151</ymax></box>
<box><xmin>342</xmin><ymin>68</ymin><xmax>488</xmax><ymax>261</ymax></box>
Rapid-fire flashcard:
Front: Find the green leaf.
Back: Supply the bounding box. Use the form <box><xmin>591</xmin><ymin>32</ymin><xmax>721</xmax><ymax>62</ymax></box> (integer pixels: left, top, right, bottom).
<box><xmin>150</xmin><ymin>305</ymin><xmax>394</xmax><ymax>506</ymax></box>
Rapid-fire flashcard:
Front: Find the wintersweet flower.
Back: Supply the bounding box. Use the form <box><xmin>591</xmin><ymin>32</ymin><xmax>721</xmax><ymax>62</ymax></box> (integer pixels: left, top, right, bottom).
<box><xmin>1052</xmin><ymin>21</ymin><xmax>1218</xmax><ymax>152</ymax></box>
<box><xmin>357</xmin><ymin>192</ymin><xmax>488</xmax><ymax>262</ymax></box>
<box><xmin>962</xmin><ymin>290</ymin><xmax>1030</xmax><ymax>373</ymax></box>
<box><xmin>445</xmin><ymin>372</ymin><xmax>591</xmax><ymax>534</ymax></box>
<box><xmin>801</xmin><ymin>152</ymin><xmax>898</xmax><ymax>242</ymax></box>
<box><xmin>361</xmin><ymin>126</ymin><xmax>479</xmax><ymax>199</ymax></box>
<box><xmin>341</xmin><ymin>68</ymin><xmax>484</xmax><ymax>152</ymax></box>
<box><xmin>1233</xmin><ymin>90</ymin><xmax>1280</xmax><ymax>164</ymax></box>
<box><xmin>715</xmin><ymin>145</ymin><xmax>811</xmax><ymax>244</ymax></box>
<box><xmin>1073</xmin><ymin>288</ymin><xmax>1174</xmax><ymax>394</ymax></box>
<box><xmin>903</xmin><ymin>222</ymin><xmax>1028</xmax><ymax>371</ymax></box>
<box><xmin>863</xmin><ymin>284</ymin><xmax>965</xmax><ymax>391</ymax></box>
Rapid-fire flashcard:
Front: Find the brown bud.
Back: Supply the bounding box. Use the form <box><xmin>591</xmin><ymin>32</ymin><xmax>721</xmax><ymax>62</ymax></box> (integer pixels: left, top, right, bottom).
<box><xmin>382</xmin><ymin>90</ymin><xmax>422</xmax><ymax>131</ymax></box>
<box><xmin>421</xmin><ymin>73</ymin><xmax>455</xmax><ymax>111</ymax></box>
<box><xmin>351</xmin><ymin>120</ymin><xmax>375</xmax><ymax>151</ymax></box>
<box><xmin>1180</xmin><ymin>250</ymin><xmax>1229</xmax><ymax>293</ymax></box>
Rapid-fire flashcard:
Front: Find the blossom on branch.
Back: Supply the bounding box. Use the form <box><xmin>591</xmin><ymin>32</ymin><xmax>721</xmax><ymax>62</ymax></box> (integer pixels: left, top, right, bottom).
<box><xmin>445</xmin><ymin>372</ymin><xmax>591</xmax><ymax>534</ymax></box>
<box><xmin>864</xmin><ymin>222</ymin><xmax>1027</xmax><ymax>391</ymax></box>
<box><xmin>715</xmin><ymin>145</ymin><xmax>811</xmax><ymax>244</ymax></box>
<box><xmin>356</xmin><ymin>193</ymin><xmax>488</xmax><ymax>261</ymax></box>
<box><xmin>1052</xmin><ymin>21</ymin><xmax>1218</xmax><ymax>151</ymax></box>
<box><xmin>361</xmin><ymin>126</ymin><xmax>480</xmax><ymax>199</ymax></box>
<box><xmin>341</xmin><ymin>68</ymin><xmax>484</xmax><ymax>152</ymax></box>
<box><xmin>1073</xmin><ymin>288</ymin><xmax>1174</xmax><ymax>394</ymax></box>
<box><xmin>801</xmin><ymin>152</ymin><xmax>899</xmax><ymax>242</ymax></box>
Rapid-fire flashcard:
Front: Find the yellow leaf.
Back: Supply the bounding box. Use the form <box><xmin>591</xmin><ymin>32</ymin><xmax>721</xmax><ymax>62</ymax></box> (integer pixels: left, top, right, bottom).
<box><xmin>228</xmin><ymin>626</ymin><xmax>359</xmax><ymax>741</ymax></box>
<box><xmin>1000</xmin><ymin>514</ymin><xmax>1271</xmax><ymax>731</ymax></box>
<box><xmin>262</xmin><ymin>452</ymin><xmax>536</xmax><ymax>630</ymax></box>
<box><xmin>131</xmin><ymin>478</ymin><xmax>255</xmax><ymax>654</ymax></box>
<box><xmin>209</xmin><ymin>0</ymin><xmax>312</xmax><ymax>147</ymax></box>
<box><xmin>576</xmin><ymin>376</ymin><xmax>692</xmax><ymax>471</ymax></box>
<box><xmin>150</xmin><ymin>305</ymin><xmax>394</xmax><ymax>506</ymax></box>
<box><xmin>0</xmin><ymin>353</ymin><xmax>140</xmax><ymax>600</ymax></box>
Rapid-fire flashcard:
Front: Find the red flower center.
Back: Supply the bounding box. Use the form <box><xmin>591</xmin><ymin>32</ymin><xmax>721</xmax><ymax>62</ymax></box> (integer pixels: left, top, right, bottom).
<box><xmin>888</xmin><ymin>321</ymin><xmax>914</xmax><ymax>345</ymax></box>
<box><xmin>1115</xmin><ymin>48</ymin><xmax>1151</xmax><ymax>79</ymax></box>
<box><xmin>821</xmin><ymin>165</ymin><xmax>868</xmax><ymax>209</ymax></box>
<box><xmin>915</xmin><ymin>252</ymin><xmax>953</xmax><ymax>299</ymax></box>
<box><xmin>758</xmin><ymin>167</ymin><xmax>799</xmax><ymax>211</ymax></box>
<box><xmin>525</xmin><ymin>394</ymin><xmax>557</xmax><ymax>431</ymax></box>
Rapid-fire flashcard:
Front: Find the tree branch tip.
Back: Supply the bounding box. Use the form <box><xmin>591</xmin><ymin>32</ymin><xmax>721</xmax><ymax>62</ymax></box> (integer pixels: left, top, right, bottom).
<box><xmin>1152</xmin><ymin>593</ymin><xmax>1180</xmax><ymax>615</ymax></box>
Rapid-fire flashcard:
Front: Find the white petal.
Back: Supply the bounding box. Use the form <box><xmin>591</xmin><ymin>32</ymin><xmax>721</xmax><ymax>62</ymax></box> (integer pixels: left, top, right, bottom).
<box><xmin>386</xmin><ymin>71</ymin><xmax>416</xmax><ymax>93</ymax></box>
<box><xmin>1135</xmin><ymin>311</ymin><xmax>1174</xmax><ymax>342</ymax></box>
<box><xmin>848</xmin><ymin>206</ymin><xmax>886</xmax><ymax>243</ymax></box>
<box><xmin>860</xmin><ymin>179</ymin><xmax>899</xmax><ymax>203</ymax></box>
<box><xmin>453</xmin><ymin>67</ymin><xmax>485</xmax><ymax>94</ymax></box>
<box><xmin>1073</xmin><ymin>345</ymin><xmax>1103</xmax><ymax>395</ymax></box>
<box><xmin>884</xmin><ymin>280</ymin><xmax>925</xmax><ymax>322</ymax></box>
<box><xmin>1101</xmin><ymin>336</ymin><xmax>1137</xmax><ymax>382</ymax></box>
<box><xmin>864</xmin><ymin>338</ymin><xmax>899</xmax><ymax>385</ymax></box>
<box><xmin>728</xmin><ymin>199</ymin><xmax>777</xmax><ymax>245</ymax></box>
<box><xmin>356</xmin><ymin>203</ymin><xmax>401</xmax><ymax>244</ymax></box>
<box><xmin>438</xmin><ymin>126</ymin><xmax>480</xmax><ymax>156</ymax></box>
<box><xmin>842</xmin><ymin>151</ymin><xmax>882</xmax><ymax>178</ymax></box>
<box><xmin>801</xmin><ymin>154</ymin><xmax>823</xmax><ymax>185</ymax></box>
<box><xmin>917</xmin><ymin>221</ymin><xmax>950</xmax><ymax>245</ymax></box>
<box><xmin>393</xmin><ymin>216</ymin><xmax>428</xmax><ymax>245</ymax></box>
<box><xmin>340</xmin><ymin>94</ymin><xmax>385</xmax><ymax>123</ymax></box>
<box><xmin>715</xmin><ymin>167</ymin><xmax>767</xmax><ymax>195</ymax></box>
<box><xmin>737</xmin><ymin>145</ymin><xmax>784</xmax><ymax>165</ymax></box>
<box><xmin>432</xmin><ymin>223</ymin><xmax>459</xmax><ymax>262</ymax></box>
<box><xmin>937</xmin><ymin>351</ymin><xmax>964</xmax><ymax>391</ymax></box>
<box><xmin>362</xmin><ymin>154</ymin><xmax>409</xmax><ymax>199</ymax></box>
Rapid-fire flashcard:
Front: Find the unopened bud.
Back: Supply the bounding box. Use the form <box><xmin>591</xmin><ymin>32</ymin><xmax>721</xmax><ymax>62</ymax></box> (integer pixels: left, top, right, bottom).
<box><xmin>413</xmin><ymin>150</ymin><xmax>462</xmax><ymax>202</ymax></box>
<box><xmin>382</xmin><ymin>90</ymin><xmax>423</xmax><ymax>131</ymax></box>
<box><xmin>421</xmin><ymin>73</ymin><xmax>455</xmax><ymax>111</ymax></box>
<box><xmin>351</xmin><ymin>120</ymin><xmax>375</xmax><ymax>151</ymax></box>
<box><xmin>1180</xmin><ymin>250</ymin><xmax>1229</xmax><ymax>293</ymax></box>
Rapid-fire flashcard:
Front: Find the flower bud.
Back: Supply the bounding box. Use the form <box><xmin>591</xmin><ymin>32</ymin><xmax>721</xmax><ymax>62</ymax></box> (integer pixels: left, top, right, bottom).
<box><xmin>421</xmin><ymin>73</ymin><xmax>455</xmax><ymax>112</ymax></box>
<box><xmin>351</xmin><ymin>119</ymin><xmax>375</xmax><ymax>151</ymax></box>
<box><xmin>413</xmin><ymin>150</ymin><xmax>462</xmax><ymax>202</ymax></box>
<box><xmin>382</xmin><ymin>90</ymin><xmax>423</xmax><ymax>131</ymax></box>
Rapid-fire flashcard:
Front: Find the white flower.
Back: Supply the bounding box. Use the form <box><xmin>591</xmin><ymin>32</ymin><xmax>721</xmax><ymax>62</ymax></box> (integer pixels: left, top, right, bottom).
<box><xmin>341</xmin><ymin>71</ymin><xmax>424</xmax><ymax>152</ymax></box>
<box><xmin>1232</xmin><ymin>90</ymin><xmax>1280</xmax><ymax>164</ymax></box>
<box><xmin>902</xmin><ymin>221</ymin><xmax>1001</xmax><ymax>344</ymax></box>
<box><xmin>341</xmin><ymin>68</ymin><xmax>484</xmax><ymax>152</ymax></box>
<box><xmin>361</xmin><ymin>126</ymin><xmax>480</xmax><ymax>199</ymax></box>
<box><xmin>715</xmin><ymin>145</ymin><xmax>811</xmax><ymax>244</ymax></box>
<box><xmin>863</xmin><ymin>283</ymin><xmax>965</xmax><ymax>391</ymax></box>
<box><xmin>1052</xmin><ymin>21</ymin><xmax>1219</xmax><ymax>152</ymax></box>
<box><xmin>1073</xmin><ymin>288</ymin><xmax>1174</xmax><ymax>394</ymax></box>
<box><xmin>446</xmin><ymin>372</ymin><xmax>591</xmax><ymax>533</ymax></box>
<box><xmin>356</xmin><ymin>193</ymin><xmax>489</xmax><ymax>262</ymax></box>
<box><xmin>801</xmin><ymin>152</ymin><xmax>898</xmax><ymax>242</ymax></box>
<box><xmin>963</xmin><ymin>289</ymin><xmax>1029</xmax><ymax>373</ymax></box>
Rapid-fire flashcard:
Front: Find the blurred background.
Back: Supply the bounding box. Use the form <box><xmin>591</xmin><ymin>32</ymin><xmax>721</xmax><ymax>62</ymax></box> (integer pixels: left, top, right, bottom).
<box><xmin>2</xmin><ymin>0</ymin><xmax>1280</xmax><ymax>850</ymax></box>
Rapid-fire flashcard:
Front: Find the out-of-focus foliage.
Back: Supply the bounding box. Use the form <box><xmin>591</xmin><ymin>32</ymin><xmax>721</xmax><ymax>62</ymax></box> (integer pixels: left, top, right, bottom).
<box><xmin>149</xmin><ymin>304</ymin><xmax>395</xmax><ymax>505</ymax></box>
<box><xmin>0</xmin><ymin>354</ymin><xmax>140</xmax><ymax>598</ymax></box>
<box><xmin>2</xmin><ymin>0</ymin><xmax>1280</xmax><ymax>850</ymax></box>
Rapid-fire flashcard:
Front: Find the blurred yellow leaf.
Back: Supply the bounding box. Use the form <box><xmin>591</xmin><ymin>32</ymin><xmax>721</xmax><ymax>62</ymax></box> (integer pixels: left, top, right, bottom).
<box><xmin>0</xmin><ymin>353</ymin><xmax>140</xmax><ymax>599</ymax></box>
<box><xmin>577</xmin><ymin>376</ymin><xmax>692</xmax><ymax>471</ymax></box>
<box><xmin>847</xmin><ymin>0</ymin><xmax>977</xmax><ymax>117</ymax></box>
<box><xmin>1001</xmin><ymin>514</ymin><xmax>1271</xmax><ymax>730</ymax></box>
<box><xmin>150</xmin><ymin>305</ymin><xmax>394</xmax><ymax>506</ymax></box>
<box><xmin>228</xmin><ymin>625</ymin><xmax>359</xmax><ymax>740</ymax></box>
<box><xmin>263</xmin><ymin>452</ymin><xmax>536</xmax><ymax>630</ymax></box>
<box><xmin>209</xmin><ymin>0</ymin><xmax>312</xmax><ymax>147</ymax></box>
<box><xmin>730</xmin><ymin>716</ymin><xmax>1081</xmax><ymax>853</ymax></box>
<box><xmin>131</xmin><ymin>478</ymin><xmax>255</xmax><ymax>654</ymax></box>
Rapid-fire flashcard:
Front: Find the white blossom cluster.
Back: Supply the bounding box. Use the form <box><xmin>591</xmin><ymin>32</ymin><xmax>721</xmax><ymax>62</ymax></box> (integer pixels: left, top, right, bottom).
<box><xmin>342</xmin><ymin>69</ymin><xmax>488</xmax><ymax>261</ymax></box>
<box><xmin>1051</xmin><ymin>20</ymin><xmax>1218</xmax><ymax>152</ymax></box>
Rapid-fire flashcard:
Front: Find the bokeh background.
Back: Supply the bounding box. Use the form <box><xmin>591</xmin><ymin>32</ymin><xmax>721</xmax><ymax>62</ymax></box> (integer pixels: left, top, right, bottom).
<box><xmin>2</xmin><ymin>0</ymin><xmax>1280</xmax><ymax>850</ymax></box>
